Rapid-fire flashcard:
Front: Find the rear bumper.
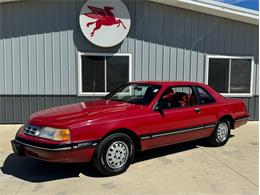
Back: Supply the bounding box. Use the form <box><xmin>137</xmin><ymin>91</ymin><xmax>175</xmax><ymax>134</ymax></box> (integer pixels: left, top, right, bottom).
<box><xmin>11</xmin><ymin>137</ymin><xmax>97</xmax><ymax>163</ymax></box>
<box><xmin>234</xmin><ymin>115</ymin><xmax>249</xmax><ymax>129</ymax></box>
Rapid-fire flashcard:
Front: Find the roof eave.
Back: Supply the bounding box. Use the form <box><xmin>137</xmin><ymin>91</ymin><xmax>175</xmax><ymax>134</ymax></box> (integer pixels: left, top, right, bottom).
<box><xmin>149</xmin><ymin>0</ymin><xmax>259</xmax><ymax>26</ymax></box>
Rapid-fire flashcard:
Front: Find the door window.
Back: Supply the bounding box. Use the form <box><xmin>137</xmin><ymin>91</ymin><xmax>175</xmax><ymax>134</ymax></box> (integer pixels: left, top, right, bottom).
<box><xmin>158</xmin><ymin>86</ymin><xmax>196</xmax><ymax>109</ymax></box>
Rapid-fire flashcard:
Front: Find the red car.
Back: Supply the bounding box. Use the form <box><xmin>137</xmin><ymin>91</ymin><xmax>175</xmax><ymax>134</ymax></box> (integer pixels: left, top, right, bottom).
<box><xmin>11</xmin><ymin>81</ymin><xmax>249</xmax><ymax>176</ymax></box>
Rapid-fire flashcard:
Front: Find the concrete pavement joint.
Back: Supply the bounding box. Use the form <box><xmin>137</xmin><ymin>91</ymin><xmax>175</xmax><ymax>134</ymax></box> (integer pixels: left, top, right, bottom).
<box><xmin>198</xmin><ymin>146</ymin><xmax>258</xmax><ymax>188</ymax></box>
<box><xmin>15</xmin><ymin>180</ymin><xmax>25</xmax><ymax>195</ymax></box>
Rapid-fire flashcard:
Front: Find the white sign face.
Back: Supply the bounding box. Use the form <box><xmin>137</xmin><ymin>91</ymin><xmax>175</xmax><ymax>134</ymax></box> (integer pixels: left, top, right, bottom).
<box><xmin>79</xmin><ymin>0</ymin><xmax>131</xmax><ymax>48</ymax></box>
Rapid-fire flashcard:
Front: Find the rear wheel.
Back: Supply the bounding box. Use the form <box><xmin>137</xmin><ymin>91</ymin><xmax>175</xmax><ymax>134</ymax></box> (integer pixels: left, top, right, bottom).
<box><xmin>207</xmin><ymin>120</ymin><xmax>230</xmax><ymax>146</ymax></box>
<box><xmin>93</xmin><ymin>133</ymin><xmax>135</xmax><ymax>176</ymax></box>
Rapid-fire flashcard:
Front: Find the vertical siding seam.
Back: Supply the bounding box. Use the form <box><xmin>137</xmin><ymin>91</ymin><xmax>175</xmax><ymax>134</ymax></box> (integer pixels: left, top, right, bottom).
<box><xmin>43</xmin><ymin>2</ymin><xmax>47</xmax><ymax>95</ymax></box>
<box><xmin>203</xmin><ymin>52</ymin><xmax>206</xmax><ymax>82</ymax></box>
<box><xmin>196</xmin><ymin>14</ymin><xmax>200</xmax><ymax>82</ymax></box>
<box><xmin>52</xmin><ymin>30</ymin><xmax>54</xmax><ymax>95</ymax></box>
<box><xmin>196</xmin><ymin>52</ymin><xmax>198</xmax><ymax>82</ymax></box>
<box><xmin>26</xmin><ymin>0</ymin><xmax>30</xmax><ymax>94</ymax></box>
<box><xmin>141</xmin><ymin>38</ymin><xmax>143</xmax><ymax>80</ymax></box>
<box><xmin>11</xmin><ymin>5</ymin><xmax>15</xmax><ymax>121</ymax></box>
<box><xmin>74</xmin><ymin>1</ymin><xmax>78</xmax><ymax>94</ymax></box>
<box><xmin>189</xmin><ymin>50</ymin><xmax>192</xmax><ymax>81</ymax></box>
<box><xmin>36</xmin><ymin>33</ymin><xmax>39</xmax><ymax>94</ymax></box>
<box><xmin>182</xmin><ymin>50</ymin><xmax>185</xmax><ymax>81</ymax></box>
<box><xmin>11</xmin><ymin>4</ymin><xmax>14</xmax><ymax>95</ymax></box>
<box><xmin>243</xmin><ymin>25</ymin><xmax>247</xmax><ymax>54</ymax></box>
<box><xmin>51</xmin><ymin>23</ymin><xmax>54</xmax><ymax>95</ymax></box>
<box><xmin>216</xmin><ymin>19</ymin><xmax>220</xmax><ymax>53</ymax></box>
<box><xmin>67</xmin><ymin>0</ymin><xmax>70</xmax><ymax>94</ymax></box>
<box><xmin>147</xmin><ymin>42</ymin><xmax>150</xmax><ymax>80</ymax></box>
<box><xmin>51</xmin><ymin>0</ymin><xmax>54</xmax><ymax>95</ymax></box>
<box><xmin>168</xmin><ymin>47</ymin><xmax>171</xmax><ymax>81</ymax></box>
<box><xmin>147</xmin><ymin>2</ymin><xmax>150</xmax><ymax>80</ymax></box>
<box><xmin>230</xmin><ymin>21</ymin><xmax>234</xmax><ymax>54</ymax></box>
<box><xmin>17</xmin><ymin>3</ymin><xmax>22</xmax><ymax>94</ymax></box>
<box><xmin>34</xmin><ymin>33</ymin><xmax>38</xmax><ymax>95</ymax></box>
<box><xmin>175</xmin><ymin>48</ymin><xmax>178</xmax><ymax>80</ymax></box>
<box><xmin>155</xmin><ymin>44</ymin><xmax>157</xmax><ymax>80</ymax></box>
<box><xmin>60</xmin><ymin>30</ymin><xmax>62</xmax><ymax>94</ymax></box>
<box><xmin>3</xmin><ymin>8</ymin><xmax>6</xmax><ymax>94</ymax></box>
<box><xmin>132</xmin><ymin>0</ymin><xmax>135</xmax><ymax>81</ymax></box>
<box><xmin>21</xmin><ymin>96</ymin><xmax>23</xmax><ymax>122</ymax></box>
<box><xmin>66</xmin><ymin>1</ymin><xmax>70</xmax><ymax>95</ymax></box>
<box><xmin>189</xmin><ymin>12</ymin><xmax>193</xmax><ymax>81</ymax></box>
<box><xmin>29</xmin><ymin>95</ymin><xmax>31</xmax><ymax>117</ymax></box>
<box><xmin>59</xmin><ymin>0</ymin><xmax>63</xmax><ymax>94</ymax></box>
<box><xmin>222</xmin><ymin>20</ymin><xmax>226</xmax><ymax>54</ymax></box>
<box><xmin>141</xmin><ymin>3</ymin><xmax>143</xmax><ymax>80</ymax></box>
<box><xmin>43</xmin><ymin>32</ymin><xmax>46</xmax><ymax>95</ymax></box>
<box><xmin>19</xmin><ymin>21</ymin><xmax>22</xmax><ymax>95</ymax></box>
<box><xmin>162</xmin><ymin>46</ymin><xmax>164</xmax><ymax>81</ymax></box>
<box><xmin>161</xmin><ymin>8</ymin><xmax>164</xmax><ymax>81</ymax></box>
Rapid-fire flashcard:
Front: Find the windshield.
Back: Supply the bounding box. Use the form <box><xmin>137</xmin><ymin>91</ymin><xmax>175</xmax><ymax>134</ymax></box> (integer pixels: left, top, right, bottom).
<box><xmin>105</xmin><ymin>83</ymin><xmax>161</xmax><ymax>105</ymax></box>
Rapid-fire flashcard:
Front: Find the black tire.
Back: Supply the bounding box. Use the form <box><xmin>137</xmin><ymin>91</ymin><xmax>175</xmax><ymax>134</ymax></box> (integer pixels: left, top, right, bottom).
<box><xmin>93</xmin><ymin>133</ymin><xmax>135</xmax><ymax>176</ymax></box>
<box><xmin>207</xmin><ymin>120</ymin><xmax>231</xmax><ymax>147</ymax></box>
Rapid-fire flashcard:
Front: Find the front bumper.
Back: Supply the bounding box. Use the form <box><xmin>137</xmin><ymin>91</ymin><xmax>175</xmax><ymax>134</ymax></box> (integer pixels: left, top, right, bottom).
<box><xmin>11</xmin><ymin>136</ymin><xmax>98</xmax><ymax>163</ymax></box>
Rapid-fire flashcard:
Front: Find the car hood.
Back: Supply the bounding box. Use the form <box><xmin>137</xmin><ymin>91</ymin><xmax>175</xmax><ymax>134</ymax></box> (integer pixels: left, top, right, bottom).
<box><xmin>28</xmin><ymin>100</ymin><xmax>144</xmax><ymax>128</ymax></box>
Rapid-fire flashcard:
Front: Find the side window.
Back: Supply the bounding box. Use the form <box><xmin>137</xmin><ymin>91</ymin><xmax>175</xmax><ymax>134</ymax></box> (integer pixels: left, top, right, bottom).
<box><xmin>197</xmin><ymin>87</ymin><xmax>215</xmax><ymax>104</ymax></box>
<box><xmin>159</xmin><ymin>86</ymin><xmax>196</xmax><ymax>109</ymax></box>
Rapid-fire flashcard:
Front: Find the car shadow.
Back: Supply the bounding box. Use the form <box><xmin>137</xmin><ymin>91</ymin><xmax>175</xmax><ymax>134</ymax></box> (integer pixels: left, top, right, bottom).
<box><xmin>1</xmin><ymin>134</ymin><xmax>235</xmax><ymax>182</ymax></box>
<box><xmin>0</xmin><ymin>154</ymin><xmax>102</xmax><ymax>182</ymax></box>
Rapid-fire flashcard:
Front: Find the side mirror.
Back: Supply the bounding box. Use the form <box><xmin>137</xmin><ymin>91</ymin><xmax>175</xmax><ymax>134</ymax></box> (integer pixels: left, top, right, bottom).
<box><xmin>154</xmin><ymin>104</ymin><xmax>163</xmax><ymax>112</ymax></box>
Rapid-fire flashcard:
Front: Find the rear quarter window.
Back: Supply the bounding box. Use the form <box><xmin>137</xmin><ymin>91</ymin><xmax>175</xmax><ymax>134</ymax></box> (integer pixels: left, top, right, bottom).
<box><xmin>197</xmin><ymin>86</ymin><xmax>215</xmax><ymax>104</ymax></box>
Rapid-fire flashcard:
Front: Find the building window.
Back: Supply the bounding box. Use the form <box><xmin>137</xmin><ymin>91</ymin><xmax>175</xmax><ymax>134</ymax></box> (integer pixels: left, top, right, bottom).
<box><xmin>205</xmin><ymin>55</ymin><xmax>254</xmax><ymax>97</ymax></box>
<box><xmin>78</xmin><ymin>53</ymin><xmax>132</xmax><ymax>96</ymax></box>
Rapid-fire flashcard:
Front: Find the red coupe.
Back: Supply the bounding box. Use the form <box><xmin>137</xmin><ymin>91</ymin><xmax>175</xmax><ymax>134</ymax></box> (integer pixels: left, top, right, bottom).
<box><xmin>11</xmin><ymin>81</ymin><xmax>249</xmax><ymax>176</ymax></box>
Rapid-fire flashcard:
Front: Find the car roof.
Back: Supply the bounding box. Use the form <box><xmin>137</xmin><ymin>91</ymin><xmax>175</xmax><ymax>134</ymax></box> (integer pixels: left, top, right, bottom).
<box><xmin>131</xmin><ymin>81</ymin><xmax>207</xmax><ymax>87</ymax></box>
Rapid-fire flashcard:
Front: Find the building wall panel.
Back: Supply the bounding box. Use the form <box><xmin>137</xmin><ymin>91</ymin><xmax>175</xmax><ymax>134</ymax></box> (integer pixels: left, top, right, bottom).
<box><xmin>0</xmin><ymin>95</ymin><xmax>258</xmax><ymax>124</ymax></box>
<box><xmin>0</xmin><ymin>0</ymin><xmax>258</xmax><ymax>95</ymax></box>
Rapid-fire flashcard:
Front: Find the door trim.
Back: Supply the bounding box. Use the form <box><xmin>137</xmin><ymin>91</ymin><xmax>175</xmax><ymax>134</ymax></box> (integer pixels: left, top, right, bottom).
<box><xmin>140</xmin><ymin>123</ymin><xmax>216</xmax><ymax>140</ymax></box>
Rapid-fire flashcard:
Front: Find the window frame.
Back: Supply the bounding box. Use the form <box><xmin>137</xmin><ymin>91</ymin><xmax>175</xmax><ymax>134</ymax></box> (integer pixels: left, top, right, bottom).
<box><xmin>78</xmin><ymin>52</ymin><xmax>132</xmax><ymax>96</ymax></box>
<box><xmin>205</xmin><ymin>55</ymin><xmax>254</xmax><ymax>97</ymax></box>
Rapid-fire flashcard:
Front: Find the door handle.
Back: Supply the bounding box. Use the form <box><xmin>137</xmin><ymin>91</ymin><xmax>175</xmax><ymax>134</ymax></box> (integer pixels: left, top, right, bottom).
<box><xmin>194</xmin><ymin>108</ymin><xmax>200</xmax><ymax>113</ymax></box>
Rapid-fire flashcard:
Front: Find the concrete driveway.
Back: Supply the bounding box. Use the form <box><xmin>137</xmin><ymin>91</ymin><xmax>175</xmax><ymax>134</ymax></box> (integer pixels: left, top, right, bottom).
<box><xmin>0</xmin><ymin>122</ymin><xmax>258</xmax><ymax>195</ymax></box>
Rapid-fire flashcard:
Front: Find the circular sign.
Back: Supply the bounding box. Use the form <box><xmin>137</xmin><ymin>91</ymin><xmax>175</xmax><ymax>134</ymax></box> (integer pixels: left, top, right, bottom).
<box><xmin>79</xmin><ymin>0</ymin><xmax>131</xmax><ymax>48</ymax></box>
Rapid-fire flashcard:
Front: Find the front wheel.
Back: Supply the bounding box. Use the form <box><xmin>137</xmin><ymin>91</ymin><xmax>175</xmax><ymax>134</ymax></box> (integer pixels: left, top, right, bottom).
<box><xmin>93</xmin><ymin>133</ymin><xmax>135</xmax><ymax>176</ymax></box>
<box><xmin>207</xmin><ymin>120</ymin><xmax>231</xmax><ymax>146</ymax></box>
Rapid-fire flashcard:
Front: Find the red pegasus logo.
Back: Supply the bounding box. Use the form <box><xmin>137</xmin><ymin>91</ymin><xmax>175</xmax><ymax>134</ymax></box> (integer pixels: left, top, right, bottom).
<box><xmin>84</xmin><ymin>6</ymin><xmax>127</xmax><ymax>37</ymax></box>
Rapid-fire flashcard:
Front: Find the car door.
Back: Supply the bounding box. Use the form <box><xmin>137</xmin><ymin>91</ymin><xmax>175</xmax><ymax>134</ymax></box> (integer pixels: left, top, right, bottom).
<box><xmin>193</xmin><ymin>86</ymin><xmax>218</xmax><ymax>128</ymax></box>
<box><xmin>141</xmin><ymin>86</ymin><xmax>214</xmax><ymax>149</ymax></box>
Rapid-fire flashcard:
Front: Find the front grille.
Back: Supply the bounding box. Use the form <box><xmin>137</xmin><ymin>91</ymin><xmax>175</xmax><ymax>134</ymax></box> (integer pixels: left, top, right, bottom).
<box><xmin>24</xmin><ymin>125</ymin><xmax>40</xmax><ymax>136</ymax></box>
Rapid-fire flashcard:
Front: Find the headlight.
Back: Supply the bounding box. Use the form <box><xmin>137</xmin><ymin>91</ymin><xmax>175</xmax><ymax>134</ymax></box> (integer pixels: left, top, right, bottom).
<box><xmin>35</xmin><ymin>127</ymin><xmax>71</xmax><ymax>141</ymax></box>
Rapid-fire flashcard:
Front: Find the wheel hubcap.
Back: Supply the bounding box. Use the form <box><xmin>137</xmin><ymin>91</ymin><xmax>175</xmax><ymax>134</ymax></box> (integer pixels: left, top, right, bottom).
<box><xmin>105</xmin><ymin>141</ymin><xmax>129</xmax><ymax>169</ymax></box>
<box><xmin>217</xmin><ymin>123</ymin><xmax>228</xmax><ymax>142</ymax></box>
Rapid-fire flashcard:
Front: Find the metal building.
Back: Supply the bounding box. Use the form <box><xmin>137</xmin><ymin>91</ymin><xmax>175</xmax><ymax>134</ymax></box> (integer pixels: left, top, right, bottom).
<box><xmin>0</xmin><ymin>0</ymin><xmax>259</xmax><ymax>123</ymax></box>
